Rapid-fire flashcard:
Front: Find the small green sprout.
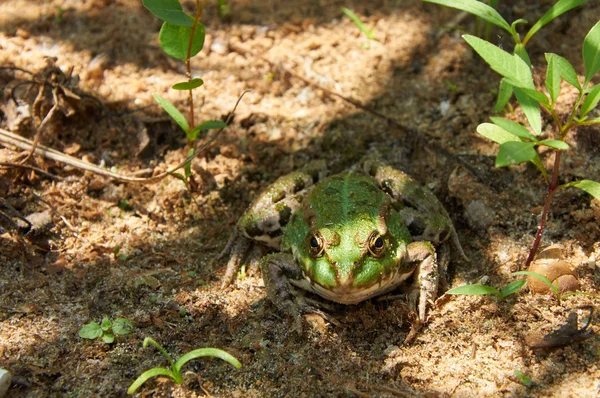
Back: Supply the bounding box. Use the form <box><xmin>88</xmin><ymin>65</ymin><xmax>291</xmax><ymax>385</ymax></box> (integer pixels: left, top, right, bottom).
<box><xmin>341</xmin><ymin>7</ymin><xmax>375</xmax><ymax>41</ymax></box>
<box><xmin>514</xmin><ymin>270</ymin><xmax>599</xmax><ymax>304</ymax></box>
<box><xmin>127</xmin><ymin>337</ymin><xmax>241</xmax><ymax>395</ymax></box>
<box><xmin>447</xmin><ymin>279</ymin><xmax>526</xmax><ymax>300</ymax></box>
<box><xmin>514</xmin><ymin>369</ymin><xmax>532</xmax><ymax>386</ymax></box>
<box><xmin>79</xmin><ymin>317</ymin><xmax>134</xmax><ymax>344</ymax></box>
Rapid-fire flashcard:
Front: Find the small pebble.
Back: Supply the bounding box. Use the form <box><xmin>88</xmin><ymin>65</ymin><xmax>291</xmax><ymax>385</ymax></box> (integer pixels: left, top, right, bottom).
<box><xmin>464</xmin><ymin>200</ymin><xmax>495</xmax><ymax>232</ymax></box>
<box><xmin>0</xmin><ymin>368</ymin><xmax>11</xmax><ymax>398</ymax></box>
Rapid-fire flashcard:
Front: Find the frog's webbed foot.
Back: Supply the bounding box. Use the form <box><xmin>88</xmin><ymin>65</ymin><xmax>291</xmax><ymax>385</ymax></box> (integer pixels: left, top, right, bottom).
<box><xmin>217</xmin><ymin>230</ymin><xmax>253</xmax><ymax>288</ymax></box>
<box><xmin>261</xmin><ymin>253</ymin><xmax>337</xmax><ymax>332</ymax></box>
<box><xmin>406</xmin><ymin>240</ymin><xmax>439</xmax><ymax>326</ymax></box>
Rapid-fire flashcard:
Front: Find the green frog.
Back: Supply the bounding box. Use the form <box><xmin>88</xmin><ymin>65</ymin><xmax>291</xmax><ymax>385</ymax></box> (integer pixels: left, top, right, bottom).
<box><xmin>219</xmin><ymin>154</ymin><xmax>467</xmax><ymax>337</ymax></box>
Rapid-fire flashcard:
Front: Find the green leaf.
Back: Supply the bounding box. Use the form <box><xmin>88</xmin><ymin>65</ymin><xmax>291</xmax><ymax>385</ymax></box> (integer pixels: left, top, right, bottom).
<box><xmin>538</xmin><ymin>139</ymin><xmax>569</xmax><ymax>150</ymax></box>
<box><xmin>513</xmin><ymin>271</ymin><xmax>558</xmax><ymax>295</ymax></box>
<box><xmin>143</xmin><ymin>0</ymin><xmax>193</xmax><ymax>26</ymax></box>
<box><xmin>477</xmin><ymin>123</ymin><xmax>518</xmax><ymax>144</ymax></box>
<box><xmin>583</xmin><ymin>20</ymin><xmax>600</xmax><ymax>84</ymax></box>
<box><xmin>514</xmin><ymin>369</ymin><xmax>532</xmax><ymax>386</ymax></box>
<box><xmin>112</xmin><ymin>318</ymin><xmax>134</xmax><ymax>335</ymax></box>
<box><xmin>495</xmin><ymin>141</ymin><xmax>537</xmax><ymax>167</ymax></box>
<box><xmin>581</xmin><ymin>84</ymin><xmax>600</xmax><ymax>117</ymax></box>
<box><xmin>495</xmin><ymin>79</ymin><xmax>514</xmax><ymax>113</ymax></box>
<box><xmin>423</xmin><ymin>0</ymin><xmax>511</xmax><ymax>32</ymax></box>
<box><xmin>545</xmin><ymin>53</ymin><xmax>581</xmax><ymax>91</ymax></box>
<box><xmin>545</xmin><ymin>53</ymin><xmax>561</xmax><ymax>103</ymax></box>
<box><xmin>341</xmin><ymin>7</ymin><xmax>375</xmax><ymax>40</ymax></box>
<box><xmin>188</xmin><ymin>120</ymin><xmax>227</xmax><ymax>141</ymax></box>
<box><xmin>100</xmin><ymin>317</ymin><xmax>112</xmax><ymax>331</ymax></box>
<box><xmin>514</xmin><ymin>43</ymin><xmax>531</xmax><ymax>67</ymax></box>
<box><xmin>172</xmin><ymin>78</ymin><xmax>204</xmax><ymax>91</ymax></box>
<box><xmin>79</xmin><ymin>322</ymin><xmax>103</xmax><ymax>339</ymax></box>
<box><xmin>446</xmin><ymin>284</ymin><xmax>501</xmax><ymax>297</ymax></box>
<box><xmin>127</xmin><ymin>367</ymin><xmax>178</xmax><ymax>395</ymax></box>
<box><xmin>152</xmin><ymin>94</ymin><xmax>189</xmax><ymax>133</ymax></box>
<box><xmin>159</xmin><ymin>21</ymin><xmax>205</xmax><ymax>60</ymax></box>
<box><xmin>463</xmin><ymin>35</ymin><xmax>534</xmax><ymax>89</ymax></box>
<box><xmin>518</xmin><ymin>87</ymin><xmax>550</xmax><ymax>107</ymax></box>
<box><xmin>169</xmin><ymin>172</ymin><xmax>186</xmax><ymax>181</ymax></box>
<box><xmin>174</xmin><ymin>348</ymin><xmax>242</xmax><ymax>373</ymax></box>
<box><xmin>102</xmin><ymin>333</ymin><xmax>115</xmax><ymax>344</ymax></box>
<box><xmin>490</xmin><ymin>117</ymin><xmax>536</xmax><ymax>140</ymax></box>
<box><xmin>561</xmin><ymin>179</ymin><xmax>600</xmax><ymax>200</ymax></box>
<box><xmin>143</xmin><ymin>337</ymin><xmax>176</xmax><ymax>367</ymax></box>
<box><xmin>514</xmin><ymin>87</ymin><xmax>542</xmax><ymax>134</ymax></box>
<box><xmin>500</xmin><ymin>280</ymin><xmax>526</xmax><ymax>298</ymax></box>
<box><xmin>523</xmin><ymin>0</ymin><xmax>588</xmax><ymax>45</ymax></box>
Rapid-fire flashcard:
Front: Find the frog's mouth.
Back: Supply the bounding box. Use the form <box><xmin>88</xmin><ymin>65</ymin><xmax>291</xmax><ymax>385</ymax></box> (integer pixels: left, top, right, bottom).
<box><xmin>291</xmin><ymin>269</ymin><xmax>415</xmax><ymax>305</ymax></box>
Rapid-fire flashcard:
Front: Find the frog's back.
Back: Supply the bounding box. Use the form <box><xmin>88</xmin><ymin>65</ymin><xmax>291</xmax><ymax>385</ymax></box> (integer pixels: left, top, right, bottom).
<box><xmin>306</xmin><ymin>171</ymin><xmax>387</xmax><ymax>229</ymax></box>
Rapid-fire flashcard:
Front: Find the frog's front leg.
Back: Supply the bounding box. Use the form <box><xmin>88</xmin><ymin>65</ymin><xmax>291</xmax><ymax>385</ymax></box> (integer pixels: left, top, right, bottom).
<box><xmin>405</xmin><ymin>241</ymin><xmax>438</xmax><ymax>324</ymax></box>
<box><xmin>261</xmin><ymin>253</ymin><xmax>325</xmax><ymax>331</ymax></box>
<box><xmin>404</xmin><ymin>241</ymin><xmax>438</xmax><ymax>343</ymax></box>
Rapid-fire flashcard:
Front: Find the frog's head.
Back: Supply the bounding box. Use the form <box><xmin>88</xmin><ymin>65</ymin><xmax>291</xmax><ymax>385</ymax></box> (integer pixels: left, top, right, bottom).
<box><xmin>282</xmin><ymin>173</ymin><xmax>415</xmax><ymax>304</ymax></box>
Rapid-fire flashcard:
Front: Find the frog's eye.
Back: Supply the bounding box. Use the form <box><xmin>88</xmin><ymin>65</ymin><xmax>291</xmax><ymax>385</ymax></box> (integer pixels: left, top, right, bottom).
<box><xmin>308</xmin><ymin>232</ymin><xmax>325</xmax><ymax>258</ymax></box>
<box><xmin>367</xmin><ymin>232</ymin><xmax>385</xmax><ymax>257</ymax></box>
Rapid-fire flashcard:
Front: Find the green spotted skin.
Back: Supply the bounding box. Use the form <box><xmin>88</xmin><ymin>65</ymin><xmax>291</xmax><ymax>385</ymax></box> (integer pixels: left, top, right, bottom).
<box><xmin>226</xmin><ymin>155</ymin><xmax>465</xmax><ymax>322</ymax></box>
<box><xmin>281</xmin><ymin>172</ymin><xmax>414</xmax><ymax>300</ymax></box>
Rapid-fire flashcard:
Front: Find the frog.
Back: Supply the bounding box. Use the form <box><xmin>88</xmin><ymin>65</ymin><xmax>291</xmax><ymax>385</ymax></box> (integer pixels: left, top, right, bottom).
<box><xmin>218</xmin><ymin>153</ymin><xmax>467</xmax><ymax>338</ymax></box>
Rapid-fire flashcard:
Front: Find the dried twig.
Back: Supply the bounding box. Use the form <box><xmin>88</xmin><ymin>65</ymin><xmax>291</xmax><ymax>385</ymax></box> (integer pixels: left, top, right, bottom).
<box><xmin>0</xmin><ymin>90</ymin><xmax>248</xmax><ymax>184</ymax></box>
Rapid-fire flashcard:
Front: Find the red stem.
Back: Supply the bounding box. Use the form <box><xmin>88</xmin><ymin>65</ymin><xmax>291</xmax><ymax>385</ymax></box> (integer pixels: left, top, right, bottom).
<box><xmin>524</xmin><ymin>150</ymin><xmax>563</xmax><ymax>269</ymax></box>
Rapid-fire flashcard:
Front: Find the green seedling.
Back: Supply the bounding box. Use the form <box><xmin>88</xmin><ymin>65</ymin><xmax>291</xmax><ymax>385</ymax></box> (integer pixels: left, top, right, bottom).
<box><xmin>514</xmin><ymin>369</ymin><xmax>532</xmax><ymax>386</ymax></box>
<box><xmin>447</xmin><ymin>279</ymin><xmax>526</xmax><ymax>300</ymax></box>
<box><xmin>425</xmin><ymin>0</ymin><xmax>600</xmax><ymax>270</ymax></box>
<box><xmin>143</xmin><ymin>0</ymin><xmax>227</xmax><ymax>188</ymax></box>
<box><xmin>513</xmin><ymin>271</ymin><xmax>600</xmax><ymax>304</ymax></box>
<box><xmin>79</xmin><ymin>317</ymin><xmax>134</xmax><ymax>344</ymax></box>
<box><xmin>217</xmin><ymin>0</ymin><xmax>232</xmax><ymax>22</ymax></box>
<box><xmin>341</xmin><ymin>7</ymin><xmax>376</xmax><ymax>42</ymax></box>
<box><xmin>127</xmin><ymin>337</ymin><xmax>241</xmax><ymax>395</ymax></box>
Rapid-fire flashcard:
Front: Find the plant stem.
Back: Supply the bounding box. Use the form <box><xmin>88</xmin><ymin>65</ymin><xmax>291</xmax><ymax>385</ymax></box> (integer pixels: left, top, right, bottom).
<box><xmin>186</xmin><ymin>0</ymin><xmax>208</xmax><ymax>136</ymax></box>
<box><xmin>524</xmin><ymin>149</ymin><xmax>563</xmax><ymax>269</ymax></box>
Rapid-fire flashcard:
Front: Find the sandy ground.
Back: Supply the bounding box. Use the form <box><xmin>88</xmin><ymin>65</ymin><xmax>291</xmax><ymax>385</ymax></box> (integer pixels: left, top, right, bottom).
<box><xmin>1</xmin><ymin>0</ymin><xmax>600</xmax><ymax>396</ymax></box>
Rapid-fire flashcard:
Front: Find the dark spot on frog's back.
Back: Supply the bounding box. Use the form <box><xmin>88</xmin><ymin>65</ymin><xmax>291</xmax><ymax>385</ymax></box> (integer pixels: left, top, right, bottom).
<box><xmin>358</xmin><ymin>179</ymin><xmax>379</xmax><ymax>194</ymax></box>
<box><xmin>293</xmin><ymin>177</ymin><xmax>305</xmax><ymax>192</ymax></box>
<box><xmin>277</xmin><ymin>205</ymin><xmax>293</xmax><ymax>227</ymax></box>
<box><xmin>323</xmin><ymin>186</ymin><xmax>340</xmax><ymax>196</ymax></box>
<box><xmin>271</xmin><ymin>189</ymin><xmax>285</xmax><ymax>204</ymax></box>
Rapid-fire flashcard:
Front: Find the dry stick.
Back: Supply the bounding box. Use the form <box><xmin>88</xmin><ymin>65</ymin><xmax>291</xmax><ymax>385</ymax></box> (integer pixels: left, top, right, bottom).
<box><xmin>0</xmin><ymin>162</ymin><xmax>62</xmax><ymax>180</ymax></box>
<box><xmin>0</xmin><ymin>91</ymin><xmax>248</xmax><ymax>184</ymax></box>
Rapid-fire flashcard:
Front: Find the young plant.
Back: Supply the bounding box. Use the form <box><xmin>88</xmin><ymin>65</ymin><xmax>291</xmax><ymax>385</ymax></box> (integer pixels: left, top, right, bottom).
<box><xmin>127</xmin><ymin>337</ymin><xmax>241</xmax><ymax>395</ymax></box>
<box><xmin>514</xmin><ymin>369</ymin><xmax>532</xmax><ymax>386</ymax></box>
<box><xmin>79</xmin><ymin>317</ymin><xmax>134</xmax><ymax>344</ymax></box>
<box><xmin>142</xmin><ymin>0</ymin><xmax>226</xmax><ymax>187</ymax></box>
<box><xmin>341</xmin><ymin>7</ymin><xmax>376</xmax><ymax>42</ymax></box>
<box><xmin>446</xmin><ymin>279</ymin><xmax>526</xmax><ymax>300</ymax></box>
<box><xmin>514</xmin><ymin>270</ymin><xmax>600</xmax><ymax>304</ymax></box>
<box><xmin>425</xmin><ymin>0</ymin><xmax>600</xmax><ymax>269</ymax></box>
<box><xmin>423</xmin><ymin>0</ymin><xmax>588</xmax><ymax>113</ymax></box>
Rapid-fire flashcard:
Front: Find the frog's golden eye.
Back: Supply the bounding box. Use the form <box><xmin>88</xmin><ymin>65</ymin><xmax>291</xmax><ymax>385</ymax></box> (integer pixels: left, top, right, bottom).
<box><xmin>308</xmin><ymin>232</ymin><xmax>325</xmax><ymax>258</ymax></box>
<box><xmin>367</xmin><ymin>232</ymin><xmax>385</xmax><ymax>257</ymax></box>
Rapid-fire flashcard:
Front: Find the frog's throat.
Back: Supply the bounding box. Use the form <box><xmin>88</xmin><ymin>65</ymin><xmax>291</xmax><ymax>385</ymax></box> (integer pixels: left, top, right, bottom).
<box><xmin>290</xmin><ymin>269</ymin><xmax>414</xmax><ymax>304</ymax></box>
